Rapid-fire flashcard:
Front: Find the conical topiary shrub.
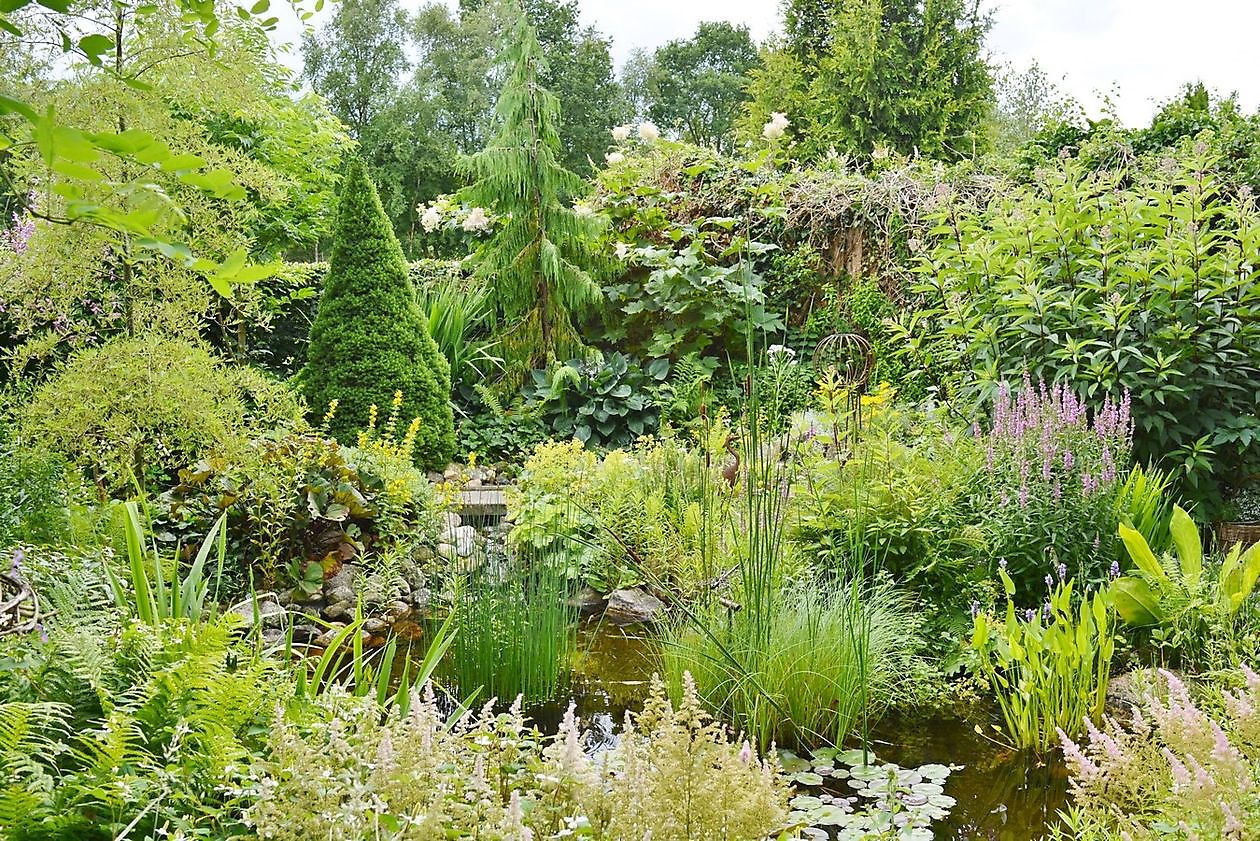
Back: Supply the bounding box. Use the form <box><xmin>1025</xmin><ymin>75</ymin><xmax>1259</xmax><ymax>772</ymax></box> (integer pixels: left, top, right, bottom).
<box><xmin>302</xmin><ymin>158</ymin><xmax>455</xmax><ymax>469</ymax></box>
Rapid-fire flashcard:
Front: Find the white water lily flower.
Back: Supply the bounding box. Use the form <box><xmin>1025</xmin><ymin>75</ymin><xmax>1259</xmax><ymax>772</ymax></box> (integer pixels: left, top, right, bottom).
<box><xmin>611</xmin><ymin>123</ymin><xmax>632</xmax><ymax>142</ymax></box>
<box><xmin>762</xmin><ymin>112</ymin><xmax>790</xmax><ymax>140</ymax></box>
<box><xmin>605</xmin><ymin>151</ymin><xmax>625</xmax><ymax>165</ymax></box>
<box><xmin>462</xmin><ymin>206</ymin><xmax>490</xmax><ymax>232</ymax></box>
<box><xmin>637</xmin><ymin>121</ymin><xmax>660</xmax><ymax>142</ymax></box>
<box><xmin>420</xmin><ymin>205</ymin><xmax>442</xmax><ymax>232</ymax></box>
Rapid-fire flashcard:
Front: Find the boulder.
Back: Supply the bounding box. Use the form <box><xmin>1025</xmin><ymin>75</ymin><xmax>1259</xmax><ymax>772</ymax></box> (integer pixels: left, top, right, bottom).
<box><xmin>313</xmin><ymin>624</ymin><xmax>347</xmax><ymax>649</ymax></box>
<box><xmin>323</xmin><ymin>599</ymin><xmax>353</xmax><ymax>621</ymax></box>
<box><xmin>386</xmin><ymin>600</ymin><xmax>412</xmax><ymax>622</ymax></box>
<box><xmin>227</xmin><ymin>592</ymin><xmax>284</xmax><ymax>628</ymax></box>
<box><xmin>604</xmin><ymin>587</ymin><xmax>665</xmax><ymax>626</ymax></box>
<box><xmin>566</xmin><ymin>586</ymin><xmax>609</xmax><ymax>618</ymax></box>
<box><xmin>453</xmin><ymin>525</ymin><xmax>477</xmax><ymax>558</ymax></box>
<box><xmin>325</xmin><ymin>564</ymin><xmax>359</xmax><ymax>606</ymax></box>
<box><xmin>437</xmin><ymin>542</ymin><xmax>457</xmax><ymax>560</ymax></box>
<box><xmin>363</xmin><ymin>617</ymin><xmax>391</xmax><ymax>636</ymax></box>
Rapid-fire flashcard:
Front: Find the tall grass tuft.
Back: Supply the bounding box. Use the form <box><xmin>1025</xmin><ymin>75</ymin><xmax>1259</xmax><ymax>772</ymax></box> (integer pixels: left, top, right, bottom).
<box><xmin>662</xmin><ymin>578</ymin><xmax>917</xmax><ymax>750</ymax></box>
<box><xmin>446</xmin><ymin>542</ymin><xmax>575</xmax><ymax>706</ymax></box>
<box><xmin>660</xmin><ymin>271</ymin><xmax>916</xmax><ymax>751</ymax></box>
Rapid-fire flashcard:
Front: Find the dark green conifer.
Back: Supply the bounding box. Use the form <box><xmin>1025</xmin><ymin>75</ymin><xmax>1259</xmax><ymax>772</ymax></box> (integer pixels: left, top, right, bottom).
<box><xmin>459</xmin><ymin>4</ymin><xmax>602</xmax><ymax>378</ymax></box>
<box><xmin>302</xmin><ymin>158</ymin><xmax>455</xmax><ymax>468</ymax></box>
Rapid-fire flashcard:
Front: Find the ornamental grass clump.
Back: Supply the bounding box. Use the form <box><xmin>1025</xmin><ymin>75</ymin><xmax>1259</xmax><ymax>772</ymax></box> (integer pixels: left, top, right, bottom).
<box><xmin>973</xmin><ymin>375</ymin><xmax>1134</xmax><ymax>597</ymax></box>
<box><xmin>1058</xmin><ymin>667</ymin><xmax>1260</xmax><ymax>839</ymax></box>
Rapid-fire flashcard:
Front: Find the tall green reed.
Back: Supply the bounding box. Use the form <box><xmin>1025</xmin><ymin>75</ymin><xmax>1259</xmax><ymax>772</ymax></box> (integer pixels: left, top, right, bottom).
<box><xmin>446</xmin><ymin>539</ymin><xmax>575</xmax><ymax>706</ymax></box>
<box><xmin>660</xmin><ymin>261</ymin><xmax>909</xmax><ymax>751</ymax></box>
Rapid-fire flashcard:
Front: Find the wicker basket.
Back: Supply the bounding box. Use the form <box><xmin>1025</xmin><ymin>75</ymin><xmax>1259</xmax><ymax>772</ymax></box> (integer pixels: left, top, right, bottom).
<box><xmin>1215</xmin><ymin>520</ymin><xmax>1260</xmax><ymax>551</ymax></box>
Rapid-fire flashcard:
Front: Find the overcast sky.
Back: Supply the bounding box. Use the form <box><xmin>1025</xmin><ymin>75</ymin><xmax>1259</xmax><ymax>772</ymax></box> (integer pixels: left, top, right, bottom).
<box><xmin>275</xmin><ymin>1</ymin><xmax>1260</xmax><ymax>128</ymax></box>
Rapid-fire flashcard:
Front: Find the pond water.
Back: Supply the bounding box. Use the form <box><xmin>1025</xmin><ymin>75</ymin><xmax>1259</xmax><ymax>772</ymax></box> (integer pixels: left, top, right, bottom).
<box><xmin>534</xmin><ymin>621</ymin><xmax>1072</xmax><ymax>841</ymax></box>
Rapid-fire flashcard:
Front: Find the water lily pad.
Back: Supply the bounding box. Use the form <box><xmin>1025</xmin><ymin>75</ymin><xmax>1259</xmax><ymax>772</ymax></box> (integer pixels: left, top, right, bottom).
<box><xmin>928</xmin><ymin>794</ymin><xmax>957</xmax><ymax>809</ymax></box>
<box><xmin>837</xmin><ymin>748</ymin><xmax>878</xmax><ymax>766</ymax></box>
<box><xmin>777</xmin><ymin>750</ymin><xmax>811</xmax><ymax>773</ymax></box>
<box><xmin>811</xmin><ymin>747</ymin><xmax>838</xmax><ymax>761</ymax></box>
<box><xmin>790</xmin><ymin>795</ymin><xmax>824</xmax><ymax>810</ymax></box>
<box><xmin>810</xmin><ymin>804</ymin><xmax>852</xmax><ymax>826</ymax></box>
<box><xmin>910</xmin><ymin>782</ymin><xmax>944</xmax><ymax>796</ymax></box>
<box><xmin>848</xmin><ymin>763</ymin><xmax>889</xmax><ymax>782</ymax></box>
<box><xmin>792</xmin><ymin>771</ymin><xmax>826</xmax><ymax>786</ymax></box>
<box><xmin>918</xmin><ymin>763</ymin><xmax>951</xmax><ymax>781</ymax></box>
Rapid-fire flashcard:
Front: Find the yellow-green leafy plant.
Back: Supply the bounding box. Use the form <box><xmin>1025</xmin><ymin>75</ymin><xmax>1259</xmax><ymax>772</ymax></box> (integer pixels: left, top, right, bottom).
<box><xmin>508</xmin><ymin>434</ymin><xmax>733</xmax><ymax>592</ymax></box>
<box><xmin>592</xmin><ymin>673</ymin><xmax>791</xmax><ymax>841</ymax></box>
<box><xmin>20</xmin><ymin>333</ymin><xmax>302</xmax><ymax>493</ymax></box>
<box><xmin>1113</xmin><ymin>505</ymin><xmax>1260</xmax><ymax>669</ymax></box>
<box><xmin>248</xmin><ymin>673</ymin><xmax>792</xmax><ymax>841</ymax></box>
<box><xmin>971</xmin><ymin>572</ymin><xmax>1115</xmax><ymax>753</ymax></box>
<box><xmin>1057</xmin><ymin>667</ymin><xmax>1260</xmax><ymax>840</ymax></box>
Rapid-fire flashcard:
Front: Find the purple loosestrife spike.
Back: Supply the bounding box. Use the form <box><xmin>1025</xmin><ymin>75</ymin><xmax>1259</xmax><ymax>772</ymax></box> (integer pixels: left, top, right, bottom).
<box><xmin>970</xmin><ymin>601</ymin><xmax>981</xmax><ymax>619</ymax></box>
<box><xmin>1045</xmin><ymin>574</ymin><xmax>1055</xmax><ymax>590</ymax></box>
<box><xmin>1109</xmin><ymin>559</ymin><xmax>1121</xmax><ymax>579</ymax></box>
<box><xmin>1043</xmin><ymin>603</ymin><xmax>1053</xmax><ymax>620</ymax></box>
<box><xmin>1057</xmin><ymin>563</ymin><xmax>1067</xmax><ymax>582</ymax></box>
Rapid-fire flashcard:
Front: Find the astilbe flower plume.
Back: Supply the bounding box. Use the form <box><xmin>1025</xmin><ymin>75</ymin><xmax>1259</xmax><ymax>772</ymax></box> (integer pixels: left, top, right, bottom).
<box><xmin>1060</xmin><ymin>667</ymin><xmax>1260</xmax><ymax>839</ymax></box>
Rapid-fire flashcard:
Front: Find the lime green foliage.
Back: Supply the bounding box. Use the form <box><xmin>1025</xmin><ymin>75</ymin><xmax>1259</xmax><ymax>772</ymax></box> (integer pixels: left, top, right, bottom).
<box><xmin>0</xmin><ymin>616</ymin><xmax>285</xmax><ymax>839</ymax></box>
<box><xmin>1058</xmin><ymin>667</ymin><xmax>1260</xmax><ymax>840</ymax></box>
<box><xmin>522</xmin><ymin>352</ymin><xmax>669</xmax><ymax>450</ymax></box>
<box><xmin>301</xmin><ymin>158</ymin><xmax>455</xmax><ymax>470</ymax></box>
<box><xmin>793</xmin><ymin>407</ymin><xmax>986</xmax><ymax>596</ymax></box>
<box><xmin>249</xmin><ymin>673</ymin><xmax>789</xmax><ymax>841</ymax></box>
<box><xmin>508</xmin><ymin>436</ymin><xmax>732</xmax><ymax>592</ymax></box>
<box><xmin>971</xmin><ymin>573</ymin><xmax>1115</xmax><ymax>752</ymax></box>
<box><xmin>664</xmin><ymin>580</ymin><xmax>919</xmax><ymax>751</ymax></box>
<box><xmin>1113</xmin><ymin>506</ymin><xmax>1260</xmax><ymax>669</ymax></box>
<box><xmin>459</xmin><ymin>9</ymin><xmax>603</xmax><ymax>375</ymax></box>
<box><xmin>20</xmin><ymin>334</ymin><xmax>302</xmax><ymax>492</ymax></box>
<box><xmin>895</xmin><ymin>147</ymin><xmax>1260</xmax><ymax>511</ymax></box>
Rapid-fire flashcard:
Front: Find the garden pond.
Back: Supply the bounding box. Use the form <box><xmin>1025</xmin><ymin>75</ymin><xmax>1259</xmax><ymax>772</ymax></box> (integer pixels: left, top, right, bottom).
<box><xmin>399</xmin><ymin>621</ymin><xmax>1072</xmax><ymax>841</ymax></box>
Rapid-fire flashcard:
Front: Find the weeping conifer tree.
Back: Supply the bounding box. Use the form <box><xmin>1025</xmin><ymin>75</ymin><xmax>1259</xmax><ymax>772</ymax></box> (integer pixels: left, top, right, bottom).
<box><xmin>458</xmin><ymin>4</ymin><xmax>602</xmax><ymax>379</ymax></box>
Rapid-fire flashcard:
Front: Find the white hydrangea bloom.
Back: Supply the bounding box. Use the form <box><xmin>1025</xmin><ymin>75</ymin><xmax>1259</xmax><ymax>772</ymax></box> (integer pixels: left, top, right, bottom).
<box><xmin>762</xmin><ymin>112</ymin><xmax>790</xmax><ymax>141</ymax></box>
<box><xmin>420</xmin><ymin>205</ymin><xmax>442</xmax><ymax>232</ymax></box>
<box><xmin>605</xmin><ymin>151</ymin><xmax>625</xmax><ymax>165</ymax></box>
<box><xmin>611</xmin><ymin>123</ymin><xmax>632</xmax><ymax>142</ymax></box>
<box><xmin>637</xmin><ymin>121</ymin><xmax>660</xmax><ymax>142</ymax></box>
<box><xmin>462</xmin><ymin>206</ymin><xmax>490</xmax><ymax>232</ymax></box>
